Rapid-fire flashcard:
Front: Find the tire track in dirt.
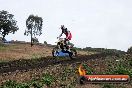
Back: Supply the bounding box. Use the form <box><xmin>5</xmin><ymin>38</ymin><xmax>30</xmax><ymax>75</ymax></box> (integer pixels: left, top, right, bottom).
<box><xmin>0</xmin><ymin>53</ymin><xmax>114</xmax><ymax>74</ymax></box>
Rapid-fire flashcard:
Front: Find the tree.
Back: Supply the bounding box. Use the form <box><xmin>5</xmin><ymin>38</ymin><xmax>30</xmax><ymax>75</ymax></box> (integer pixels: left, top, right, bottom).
<box><xmin>24</xmin><ymin>15</ymin><xmax>43</xmax><ymax>47</ymax></box>
<box><xmin>44</xmin><ymin>41</ymin><xmax>47</xmax><ymax>45</ymax></box>
<box><xmin>0</xmin><ymin>10</ymin><xmax>19</xmax><ymax>41</ymax></box>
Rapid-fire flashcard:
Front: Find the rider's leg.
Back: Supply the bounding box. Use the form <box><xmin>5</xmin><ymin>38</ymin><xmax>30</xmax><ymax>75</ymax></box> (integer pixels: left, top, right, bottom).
<box><xmin>63</xmin><ymin>38</ymin><xmax>67</xmax><ymax>49</ymax></box>
<box><xmin>64</xmin><ymin>39</ymin><xmax>71</xmax><ymax>52</ymax></box>
<box><xmin>64</xmin><ymin>39</ymin><xmax>67</xmax><ymax>47</ymax></box>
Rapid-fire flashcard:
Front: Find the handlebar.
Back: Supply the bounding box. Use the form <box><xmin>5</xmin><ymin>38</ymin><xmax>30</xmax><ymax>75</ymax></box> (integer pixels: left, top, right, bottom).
<box><xmin>55</xmin><ymin>38</ymin><xmax>65</xmax><ymax>43</ymax></box>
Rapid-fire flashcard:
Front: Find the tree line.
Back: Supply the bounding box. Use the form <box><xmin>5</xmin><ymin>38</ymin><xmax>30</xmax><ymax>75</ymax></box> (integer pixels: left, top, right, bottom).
<box><xmin>0</xmin><ymin>10</ymin><xmax>43</xmax><ymax>46</ymax></box>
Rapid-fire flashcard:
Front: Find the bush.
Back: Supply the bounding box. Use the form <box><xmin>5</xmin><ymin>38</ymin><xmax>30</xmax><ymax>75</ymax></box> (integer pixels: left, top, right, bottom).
<box><xmin>129</xmin><ymin>59</ymin><xmax>132</xmax><ymax>66</ymax></box>
<box><xmin>82</xmin><ymin>64</ymin><xmax>93</xmax><ymax>75</ymax></box>
<box><xmin>41</xmin><ymin>73</ymin><xmax>54</xmax><ymax>86</ymax></box>
<box><xmin>1</xmin><ymin>80</ymin><xmax>18</xmax><ymax>88</ymax></box>
<box><xmin>32</xmin><ymin>37</ymin><xmax>39</xmax><ymax>43</ymax></box>
<box><xmin>30</xmin><ymin>79</ymin><xmax>42</xmax><ymax>88</ymax></box>
<box><xmin>44</xmin><ymin>41</ymin><xmax>47</xmax><ymax>45</ymax></box>
<box><xmin>0</xmin><ymin>80</ymin><xmax>31</xmax><ymax>88</ymax></box>
<box><xmin>113</xmin><ymin>66</ymin><xmax>132</xmax><ymax>77</ymax></box>
<box><xmin>127</xmin><ymin>46</ymin><xmax>132</xmax><ymax>54</ymax></box>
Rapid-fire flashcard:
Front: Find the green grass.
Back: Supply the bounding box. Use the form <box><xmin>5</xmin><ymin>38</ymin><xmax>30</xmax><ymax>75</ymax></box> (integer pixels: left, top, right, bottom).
<box><xmin>29</xmin><ymin>79</ymin><xmax>43</xmax><ymax>88</ymax></box>
<box><xmin>82</xmin><ymin>63</ymin><xmax>93</xmax><ymax>75</ymax></box>
<box><xmin>0</xmin><ymin>60</ymin><xmax>9</xmax><ymax>64</ymax></box>
<box><xmin>0</xmin><ymin>73</ymin><xmax>54</xmax><ymax>88</ymax></box>
<box><xmin>0</xmin><ymin>80</ymin><xmax>30</xmax><ymax>88</ymax></box>
<box><xmin>105</xmin><ymin>55</ymin><xmax>132</xmax><ymax>77</ymax></box>
<box><xmin>102</xmin><ymin>84</ymin><xmax>115</xmax><ymax>88</ymax></box>
<box><xmin>31</xmin><ymin>54</ymin><xmax>42</xmax><ymax>59</ymax></box>
<box><xmin>0</xmin><ymin>44</ymin><xmax>7</xmax><ymax>51</ymax></box>
<box><xmin>41</xmin><ymin>73</ymin><xmax>54</xmax><ymax>86</ymax></box>
<box><xmin>0</xmin><ymin>43</ymin><xmax>18</xmax><ymax>51</ymax></box>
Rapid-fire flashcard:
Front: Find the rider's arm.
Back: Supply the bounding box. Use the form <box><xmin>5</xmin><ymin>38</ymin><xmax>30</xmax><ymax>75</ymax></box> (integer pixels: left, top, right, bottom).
<box><xmin>58</xmin><ymin>32</ymin><xmax>63</xmax><ymax>38</ymax></box>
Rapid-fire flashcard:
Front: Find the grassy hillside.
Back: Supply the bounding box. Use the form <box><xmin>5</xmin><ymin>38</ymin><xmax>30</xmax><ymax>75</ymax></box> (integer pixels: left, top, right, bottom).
<box><xmin>0</xmin><ymin>43</ymin><xmax>131</xmax><ymax>88</ymax></box>
<box><xmin>0</xmin><ymin>43</ymin><xmax>95</xmax><ymax>61</ymax></box>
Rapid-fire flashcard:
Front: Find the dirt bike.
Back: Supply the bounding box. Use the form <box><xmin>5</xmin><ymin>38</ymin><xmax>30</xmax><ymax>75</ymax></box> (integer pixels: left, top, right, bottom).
<box><xmin>52</xmin><ymin>38</ymin><xmax>77</xmax><ymax>59</ymax></box>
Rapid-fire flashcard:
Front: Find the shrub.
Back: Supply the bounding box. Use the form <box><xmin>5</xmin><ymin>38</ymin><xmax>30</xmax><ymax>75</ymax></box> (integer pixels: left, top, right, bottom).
<box><xmin>82</xmin><ymin>64</ymin><xmax>93</xmax><ymax>75</ymax></box>
<box><xmin>41</xmin><ymin>73</ymin><xmax>54</xmax><ymax>86</ymax></box>
<box><xmin>1</xmin><ymin>80</ymin><xmax>18</xmax><ymax>88</ymax></box>
<box><xmin>127</xmin><ymin>46</ymin><xmax>132</xmax><ymax>54</ymax></box>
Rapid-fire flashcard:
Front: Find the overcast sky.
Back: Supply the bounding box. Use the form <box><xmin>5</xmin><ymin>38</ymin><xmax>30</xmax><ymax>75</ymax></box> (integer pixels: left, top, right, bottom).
<box><xmin>0</xmin><ymin>0</ymin><xmax>132</xmax><ymax>51</ymax></box>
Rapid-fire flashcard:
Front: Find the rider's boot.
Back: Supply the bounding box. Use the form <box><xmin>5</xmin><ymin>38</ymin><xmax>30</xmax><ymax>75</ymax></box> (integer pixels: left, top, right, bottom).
<box><xmin>65</xmin><ymin>45</ymin><xmax>71</xmax><ymax>52</ymax></box>
<box><xmin>61</xmin><ymin>49</ymin><xmax>66</xmax><ymax>53</ymax></box>
<box><xmin>69</xmin><ymin>51</ymin><xmax>73</xmax><ymax>58</ymax></box>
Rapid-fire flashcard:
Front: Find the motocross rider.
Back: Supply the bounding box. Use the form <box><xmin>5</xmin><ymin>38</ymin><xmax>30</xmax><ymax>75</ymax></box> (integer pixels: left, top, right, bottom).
<box><xmin>57</xmin><ymin>25</ymin><xmax>72</xmax><ymax>51</ymax></box>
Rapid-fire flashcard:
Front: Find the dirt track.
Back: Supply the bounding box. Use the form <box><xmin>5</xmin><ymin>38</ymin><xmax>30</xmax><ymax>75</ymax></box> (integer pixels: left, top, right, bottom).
<box><xmin>0</xmin><ymin>53</ymin><xmax>109</xmax><ymax>74</ymax></box>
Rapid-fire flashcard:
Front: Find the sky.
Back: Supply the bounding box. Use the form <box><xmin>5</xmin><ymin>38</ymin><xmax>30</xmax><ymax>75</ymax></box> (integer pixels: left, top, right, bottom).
<box><xmin>0</xmin><ymin>0</ymin><xmax>132</xmax><ymax>51</ymax></box>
